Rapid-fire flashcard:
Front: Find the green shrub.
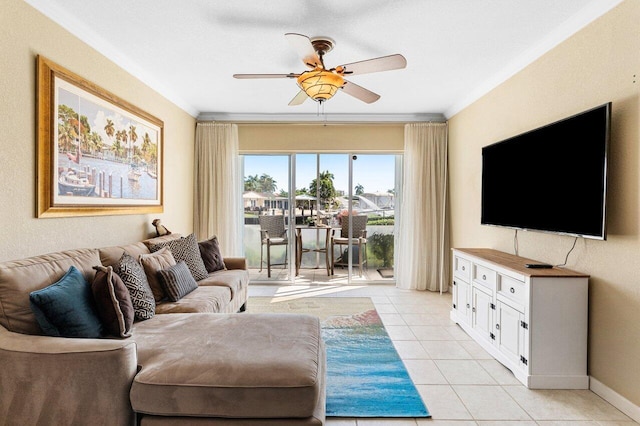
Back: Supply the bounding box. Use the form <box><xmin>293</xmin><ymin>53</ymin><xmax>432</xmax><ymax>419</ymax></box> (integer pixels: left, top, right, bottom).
<box><xmin>368</xmin><ymin>232</ymin><xmax>394</xmax><ymax>267</ymax></box>
<box><xmin>366</xmin><ymin>215</ymin><xmax>394</xmax><ymax>226</ymax></box>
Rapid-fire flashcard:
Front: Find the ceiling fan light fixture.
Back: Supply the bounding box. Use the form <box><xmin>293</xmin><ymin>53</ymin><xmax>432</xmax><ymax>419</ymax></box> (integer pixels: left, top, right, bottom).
<box><xmin>296</xmin><ymin>69</ymin><xmax>344</xmax><ymax>102</ymax></box>
<box><xmin>234</xmin><ymin>33</ymin><xmax>406</xmax><ymax>105</ymax></box>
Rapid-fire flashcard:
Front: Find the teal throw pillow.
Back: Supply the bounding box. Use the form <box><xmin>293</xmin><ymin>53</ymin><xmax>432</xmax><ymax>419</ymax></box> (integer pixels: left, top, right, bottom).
<box><xmin>29</xmin><ymin>265</ymin><xmax>103</xmax><ymax>338</ymax></box>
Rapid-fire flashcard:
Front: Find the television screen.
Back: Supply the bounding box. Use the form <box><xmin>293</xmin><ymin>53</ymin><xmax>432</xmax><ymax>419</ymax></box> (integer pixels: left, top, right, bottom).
<box><xmin>481</xmin><ymin>103</ymin><xmax>610</xmax><ymax>240</ymax></box>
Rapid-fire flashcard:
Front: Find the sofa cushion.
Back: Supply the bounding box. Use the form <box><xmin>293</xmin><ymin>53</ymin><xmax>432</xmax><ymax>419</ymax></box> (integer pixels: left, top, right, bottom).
<box><xmin>29</xmin><ymin>266</ymin><xmax>103</xmax><ymax>338</ymax></box>
<box><xmin>157</xmin><ymin>261</ymin><xmax>198</xmax><ymax>302</ymax></box>
<box><xmin>130</xmin><ymin>313</ymin><xmax>324</xmax><ymax>419</ymax></box>
<box><xmin>139</xmin><ymin>247</ymin><xmax>176</xmax><ymax>302</ymax></box>
<box><xmin>0</xmin><ymin>248</ymin><xmax>102</xmax><ymax>335</ymax></box>
<box><xmin>198</xmin><ymin>269</ymin><xmax>248</xmax><ymax>300</ymax></box>
<box><xmin>99</xmin><ymin>242</ymin><xmax>150</xmax><ymax>269</ymax></box>
<box><xmin>92</xmin><ymin>265</ymin><xmax>134</xmax><ymax>338</ymax></box>
<box><xmin>142</xmin><ymin>233</ymin><xmax>182</xmax><ymax>247</ymax></box>
<box><xmin>114</xmin><ymin>253</ymin><xmax>155</xmax><ymax>321</ymax></box>
<box><xmin>148</xmin><ymin>234</ymin><xmax>208</xmax><ymax>281</ymax></box>
<box><xmin>98</xmin><ymin>235</ymin><xmax>183</xmax><ymax>270</ymax></box>
<box><xmin>198</xmin><ymin>236</ymin><xmax>226</xmax><ymax>272</ymax></box>
<box><xmin>154</xmin><ymin>286</ymin><xmax>231</xmax><ymax>314</ymax></box>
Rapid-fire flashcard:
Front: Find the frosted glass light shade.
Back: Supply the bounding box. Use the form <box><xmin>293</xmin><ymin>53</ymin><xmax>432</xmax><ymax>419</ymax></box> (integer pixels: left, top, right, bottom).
<box><xmin>296</xmin><ymin>69</ymin><xmax>345</xmax><ymax>102</ymax></box>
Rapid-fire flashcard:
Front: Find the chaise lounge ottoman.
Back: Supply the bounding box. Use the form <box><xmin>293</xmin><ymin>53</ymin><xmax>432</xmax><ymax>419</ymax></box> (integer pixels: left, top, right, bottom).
<box><xmin>131</xmin><ymin>313</ymin><xmax>326</xmax><ymax>424</ymax></box>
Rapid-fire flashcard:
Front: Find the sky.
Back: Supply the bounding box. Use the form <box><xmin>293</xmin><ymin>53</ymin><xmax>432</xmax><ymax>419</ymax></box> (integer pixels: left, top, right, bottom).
<box><xmin>243</xmin><ymin>154</ymin><xmax>397</xmax><ymax>195</ymax></box>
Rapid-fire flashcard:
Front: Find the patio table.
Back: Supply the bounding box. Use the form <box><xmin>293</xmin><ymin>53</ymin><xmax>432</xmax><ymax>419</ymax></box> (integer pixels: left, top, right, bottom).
<box><xmin>295</xmin><ymin>225</ymin><xmax>337</xmax><ymax>276</ymax></box>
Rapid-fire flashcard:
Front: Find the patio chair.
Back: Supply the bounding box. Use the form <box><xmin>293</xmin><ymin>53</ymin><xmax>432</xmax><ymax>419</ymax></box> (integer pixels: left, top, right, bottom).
<box><xmin>259</xmin><ymin>215</ymin><xmax>289</xmax><ymax>278</ymax></box>
<box><xmin>330</xmin><ymin>215</ymin><xmax>368</xmax><ymax>277</ymax></box>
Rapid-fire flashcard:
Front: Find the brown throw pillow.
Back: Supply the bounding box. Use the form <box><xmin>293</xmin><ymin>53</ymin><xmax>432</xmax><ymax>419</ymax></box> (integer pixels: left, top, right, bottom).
<box><xmin>198</xmin><ymin>236</ymin><xmax>226</xmax><ymax>273</ymax></box>
<box><xmin>92</xmin><ymin>265</ymin><xmax>134</xmax><ymax>338</ymax></box>
<box><xmin>158</xmin><ymin>261</ymin><xmax>198</xmax><ymax>302</ymax></box>
<box><xmin>139</xmin><ymin>247</ymin><xmax>176</xmax><ymax>302</ymax></box>
<box><xmin>148</xmin><ymin>233</ymin><xmax>208</xmax><ymax>281</ymax></box>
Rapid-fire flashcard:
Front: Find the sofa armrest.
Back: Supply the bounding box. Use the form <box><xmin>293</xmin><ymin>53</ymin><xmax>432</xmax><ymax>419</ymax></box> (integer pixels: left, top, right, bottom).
<box><xmin>0</xmin><ymin>326</ymin><xmax>138</xmax><ymax>425</ymax></box>
<box><xmin>224</xmin><ymin>257</ymin><xmax>247</xmax><ymax>270</ymax></box>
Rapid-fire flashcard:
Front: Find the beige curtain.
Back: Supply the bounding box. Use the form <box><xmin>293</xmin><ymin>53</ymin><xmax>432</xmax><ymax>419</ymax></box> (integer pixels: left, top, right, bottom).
<box><xmin>396</xmin><ymin>122</ymin><xmax>450</xmax><ymax>292</ymax></box>
<box><xmin>193</xmin><ymin>122</ymin><xmax>241</xmax><ymax>256</ymax></box>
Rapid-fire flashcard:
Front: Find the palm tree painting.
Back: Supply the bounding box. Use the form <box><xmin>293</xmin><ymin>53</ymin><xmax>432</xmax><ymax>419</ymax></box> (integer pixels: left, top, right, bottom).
<box><xmin>46</xmin><ymin>66</ymin><xmax>164</xmax><ymax>211</ymax></box>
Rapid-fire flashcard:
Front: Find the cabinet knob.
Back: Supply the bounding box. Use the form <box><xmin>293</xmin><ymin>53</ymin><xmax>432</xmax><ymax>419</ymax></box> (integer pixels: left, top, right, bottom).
<box><xmin>472</xmin><ymin>307</ymin><xmax>476</xmax><ymax>313</ymax></box>
<box><xmin>496</xmin><ymin>324</ymin><xmax>500</xmax><ymax>330</ymax></box>
<box><xmin>510</xmin><ymin>287</ymin><xmax>515</xmax><ymax>293</ymax></box>
<box><xmin>466</xmin><ymin>303</ymin><xmax>470</xmax><ymax>308</ymax></box>
<box><xmin>462</xmin><ymin>266</ymin><xmax>465</xmax><ymax>271</ymax></box>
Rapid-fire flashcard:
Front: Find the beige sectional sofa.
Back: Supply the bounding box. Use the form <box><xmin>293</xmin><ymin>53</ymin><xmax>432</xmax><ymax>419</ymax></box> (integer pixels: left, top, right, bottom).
<box><xmin>0</xmin><ymin>234</ymin><xmax>326</xmax><ymax>425</ymax></box>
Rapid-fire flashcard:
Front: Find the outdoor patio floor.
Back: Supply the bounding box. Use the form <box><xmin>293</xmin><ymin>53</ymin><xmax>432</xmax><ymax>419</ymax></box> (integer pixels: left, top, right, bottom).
<box><xmin>248</xmin><ymin>265</ymin><xmax>395</xmax><ymax>284</ymax></box>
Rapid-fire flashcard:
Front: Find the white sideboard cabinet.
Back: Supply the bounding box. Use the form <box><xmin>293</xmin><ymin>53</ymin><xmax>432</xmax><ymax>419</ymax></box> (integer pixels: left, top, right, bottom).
<box><xmin>450</xmin><ymin>248</ymin><xmax>589</xmax><ymax>389</ymax></box>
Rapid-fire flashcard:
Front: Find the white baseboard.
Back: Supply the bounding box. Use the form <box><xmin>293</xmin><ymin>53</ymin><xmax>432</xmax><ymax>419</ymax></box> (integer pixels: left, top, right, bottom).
<box><xmin>590</xmin><ymin>376</ymin><xmax>640</xmax><ymax>423</ymax></box>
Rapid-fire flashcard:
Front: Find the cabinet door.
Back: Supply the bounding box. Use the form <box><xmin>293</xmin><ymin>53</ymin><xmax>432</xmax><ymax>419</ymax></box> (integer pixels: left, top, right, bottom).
<box><xmin>472</xmin><ymin>285</ymin><xmax>493</xmax><ymax>342</ymax></box>
<box><xmin>496</xmin><ymin>301</ymin><xmax>525</xmax><ymax>368</ymax></box>
<box><xmin>453</xmin><ymin>279</ymin><xmax>471</xmax><ymax>324</ymax></box>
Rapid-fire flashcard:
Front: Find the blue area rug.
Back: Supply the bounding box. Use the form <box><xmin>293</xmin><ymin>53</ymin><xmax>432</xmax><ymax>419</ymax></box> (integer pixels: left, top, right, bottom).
<box><xmin>322</xmin><ymin>302</ymin><xmax>429</xmax><ymax>417</ymax></box>
<box><xmin>249</xmin><ymin>297</ymin><xmax>430</xmax><ymax>418</ymax></box>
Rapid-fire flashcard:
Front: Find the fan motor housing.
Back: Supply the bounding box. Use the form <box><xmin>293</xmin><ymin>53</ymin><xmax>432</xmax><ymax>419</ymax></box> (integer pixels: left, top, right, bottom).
<box><xmin>310</xmin><ymin>37</ymin><xmax>335</xmax><ymax>55</ymax></box>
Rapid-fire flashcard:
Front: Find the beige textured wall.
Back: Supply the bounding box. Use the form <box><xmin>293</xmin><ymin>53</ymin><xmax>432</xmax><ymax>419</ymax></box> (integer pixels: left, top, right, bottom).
<box><xmin>238</xmin><ymin>124</ymin><xmax>404</xmax><ymax>152</ymax></box>
<box><xmin>0</xmin><ymin>0</ymin><xmax>196</xmax><ymax>262</ymax></box>
<box><xmin>448</xmin><ymin>1</ymin><xmax>640</xmax><ymax>405</ymax></box>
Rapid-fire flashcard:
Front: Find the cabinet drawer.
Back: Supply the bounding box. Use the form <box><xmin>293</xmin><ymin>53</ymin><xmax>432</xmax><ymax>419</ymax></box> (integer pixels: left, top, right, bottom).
<box><xmin>454</xmin><ymin>256</ymin><xmax>471</xmax><ymax>281</ymax></box>
<box><xmin>473</xmin><ymin>264</ymin><xmax>496</xmax><ymax>290</ymax></box>
<box><xmin>498</xmin><ymin>274</ymin><xmax>526</xmax><ymax>304</ymax></box>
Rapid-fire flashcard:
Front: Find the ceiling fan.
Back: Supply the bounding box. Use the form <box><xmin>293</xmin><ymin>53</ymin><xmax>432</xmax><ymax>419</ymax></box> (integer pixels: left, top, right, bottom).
<box><xmin>233</xmin><ymin>33</ymin><xmax>407</xmax><ymax>106</ymax></box>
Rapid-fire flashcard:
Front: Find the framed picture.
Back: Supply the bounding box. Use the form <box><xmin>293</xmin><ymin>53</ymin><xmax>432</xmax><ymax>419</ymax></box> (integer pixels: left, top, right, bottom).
<box><xmin>37</xmin><ymin>55</ymin><xmax>164</xmax><ymax>217</ymax></box>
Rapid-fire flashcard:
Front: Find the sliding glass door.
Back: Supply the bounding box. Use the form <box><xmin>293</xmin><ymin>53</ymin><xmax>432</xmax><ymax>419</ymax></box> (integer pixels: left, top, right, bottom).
<box><xmin>242</xmin><ymin>155</ymin><xmax>293</xmax><ymax>281</ymax></box>
<box><xmin>242</xmin><ymin>153</ymin><xmax>399</xmax><ymax>284</ymax></box>
<box><xmin>351</xmin><ymin>155</ymin><xmax>397</xmax><ymax>281</ymax></box>
<box><xmin>295</xmin><ymin>154</ymin><xmax>349</xmax><ymax>281</ymax></box>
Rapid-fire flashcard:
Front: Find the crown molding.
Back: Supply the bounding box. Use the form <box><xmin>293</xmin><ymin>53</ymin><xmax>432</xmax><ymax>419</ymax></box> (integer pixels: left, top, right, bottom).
<box><xmin>24</xmin><ymin>0</ymin><xmax>199</xmax><ymax>117</ymax></box>
<box><xmin>25</xmin><ymin>0</ymin><xmax>622</xmax><ymax>122</ymax></box>
<box><xmin>196</xmin><ymin>112</ymin><xmax>446</xmax><ymax>123</ymax></box>
<box><xmin>444</xmin><ymin>0</ymin><xmax>625</xmax><ymax>119</ymax></box>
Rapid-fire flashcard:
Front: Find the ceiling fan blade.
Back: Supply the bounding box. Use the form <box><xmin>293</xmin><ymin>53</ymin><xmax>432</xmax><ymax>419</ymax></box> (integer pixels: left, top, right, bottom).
<box><xmin>341</xmin><ymin>80</ymin><xmax>380</xmax><ymax>104</ymax></box>
<box><xmin>233</xmin><ymin>73</ymin><xmax>298</xmax><ymax>79</ymax></box>
<box><xmin>285</xmin><ymin>33</ymin><xmax>321</xmax><ymax>68</ymax></box>
<box><xmin>288</xmin><ymin>90</ymin><xmax>308</xmax><ymax>106</ymax></box>
<box><xmin>337</xmin><ymin>54</ymin><xmax>407</xmax><ymax>76</ymax></box>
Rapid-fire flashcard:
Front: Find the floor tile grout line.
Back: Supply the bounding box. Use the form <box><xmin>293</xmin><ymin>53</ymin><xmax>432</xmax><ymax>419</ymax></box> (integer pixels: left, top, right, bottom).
<box><xmin>248</xmin><ymin>285</ymin><xmax>638</xmax><ymax>424</ymax></box>
<box><xmin>450</xmin><ymin>383</ymin><xmax>534</xmax><ymax>422</ymax></box>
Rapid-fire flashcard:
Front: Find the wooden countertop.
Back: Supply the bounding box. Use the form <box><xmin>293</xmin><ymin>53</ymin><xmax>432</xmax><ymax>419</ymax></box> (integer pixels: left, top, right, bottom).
<box><xmin>453</xmin><ymin>248</ymin><xmax>590</xmax><ymax>278</ymax></box>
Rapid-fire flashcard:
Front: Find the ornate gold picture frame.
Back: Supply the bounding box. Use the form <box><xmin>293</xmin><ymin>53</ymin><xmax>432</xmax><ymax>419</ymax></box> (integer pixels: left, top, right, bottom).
<box><xmin>37</xmin><ymin>55</ymin><xmax>164</xmax><ymax>218</ymax></box>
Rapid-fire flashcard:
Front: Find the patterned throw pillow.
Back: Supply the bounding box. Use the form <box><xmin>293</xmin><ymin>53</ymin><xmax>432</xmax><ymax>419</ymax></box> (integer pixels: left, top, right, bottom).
<box><xmin>29</xmin><ymin>266</ymin><xmax>103</xmax><ymax>338</ymax></box>
<box><xmin>139</xmin><ymin>247</ymin><xmax>176</xmax><ymax>303</ymax></box>
<box><xmin>148</xmin><ymin>233</ymin><xmax>208</xmax><ymax>281</ymax></box>
<box><xmin>158</xmin><ymin>261</ymin><xmax>198</xmax><ymax>302</ymax></box>
<box><xmin>198</xmin><ymin>236</ymin><xmax>226</xmax><ymax>273</ymax></box>
<box><xmin>114</xmin><ymin>252</ymin><xmax>155</xmax><ymax>321</ymax></box>
<box><xmin>92</xmin><ymin>265</ymin><xmax>134</xmax><ymax>338</ymax></box>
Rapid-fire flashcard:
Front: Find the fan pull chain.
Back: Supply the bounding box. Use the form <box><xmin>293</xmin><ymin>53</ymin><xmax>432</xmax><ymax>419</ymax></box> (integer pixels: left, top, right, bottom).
<box><xmin>323</xmin><ymin>103</ymin><xmax>328</xmax><ymax>126</ymax></box>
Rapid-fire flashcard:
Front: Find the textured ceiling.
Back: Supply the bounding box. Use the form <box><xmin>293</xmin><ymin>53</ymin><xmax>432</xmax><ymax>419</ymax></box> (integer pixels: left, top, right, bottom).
<box><xmin>26</xmin><ymin>0</ymin><xmax>622</xmax><ymax>120</ymax></box>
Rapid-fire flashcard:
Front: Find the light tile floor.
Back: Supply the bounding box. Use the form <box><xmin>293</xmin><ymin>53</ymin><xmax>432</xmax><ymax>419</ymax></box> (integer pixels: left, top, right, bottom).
<box><xmin>247</xmin><ymin>283</ymin><xmax>638</xmax><ymax>426</ymax></box>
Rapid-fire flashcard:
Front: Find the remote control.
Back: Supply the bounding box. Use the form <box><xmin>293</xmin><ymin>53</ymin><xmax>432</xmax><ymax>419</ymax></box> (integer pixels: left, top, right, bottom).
<box><xmin>525</xmin><ymin>263</ymin><xmax>553</xmax><ymax>269</ymax></box>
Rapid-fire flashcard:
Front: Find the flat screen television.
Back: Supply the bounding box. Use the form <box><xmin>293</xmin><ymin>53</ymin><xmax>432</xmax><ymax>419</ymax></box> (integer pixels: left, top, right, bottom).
<box><xmin>481</xmin><ymin>102</ymin><xmax>610</xmax><ymax>240</ymax></box>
